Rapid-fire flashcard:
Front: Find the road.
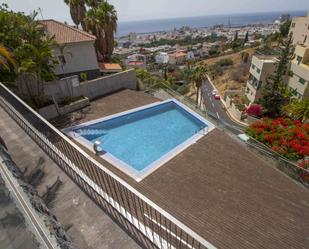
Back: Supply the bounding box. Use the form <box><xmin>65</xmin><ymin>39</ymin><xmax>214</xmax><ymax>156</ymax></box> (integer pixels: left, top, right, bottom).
<box><xmin>201</xmin><ymin>80</ymin><xmax>245</xmax><ymax>135</ymax></box>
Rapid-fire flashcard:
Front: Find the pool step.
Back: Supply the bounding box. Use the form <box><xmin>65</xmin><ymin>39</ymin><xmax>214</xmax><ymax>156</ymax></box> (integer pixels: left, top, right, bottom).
<box><xmin>76</xmin><ymin>128</ymin><xmax>107</xmax><ymax>136</ymax></box>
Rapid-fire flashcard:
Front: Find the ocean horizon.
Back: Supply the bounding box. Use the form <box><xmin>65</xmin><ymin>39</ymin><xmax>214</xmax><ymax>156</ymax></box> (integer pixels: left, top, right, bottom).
<box><xmin>117</xmin><ymin>10</ymin><xmax>306</xmax><ymax>37</ymax></box>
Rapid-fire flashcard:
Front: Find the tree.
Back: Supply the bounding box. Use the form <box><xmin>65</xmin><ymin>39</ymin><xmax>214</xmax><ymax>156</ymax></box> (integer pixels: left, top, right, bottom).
<box><xmin>243</xmin><ymin>31</ymin><xmax>249</xmax><ymax>46</ymax></box>
<box><xmin>241</xmin><ymin>52</ymin><xmax>249</xmax><ymax>63</ymax></box>
<box><xmin>0</xmin><ymin>6</ymin><xmax>57</xmax><ymax>107</ymax></box>
<box><xmin>283</xmin><ymin>99</ymin><xmax>309</xmax><ymax>123</ymax></box>
<box><xmin>85</xmin><ymin>0</ymin><xmax>117</xmax><ymax>61</ymax></box>
<box><xmin>0</xmin><ymin>44</ymin><xmax>16</xmax><ymax>72</ymax></box>
<box><xmin>280</xmin><ymin>20</ymin><xmax>292</xmax><ymax>38</ymax></box>
<box><xmin>259</xmin><ymin>34</ymin><xmax>294</xmax><ymax>117</ymax></box>
<box><xmin>64</xmin><ymin>0</ymin><xmax>87</xmax><ymax>29</ymax></box>
<box><xmin>191</xmin><ymin>66</ymin><xmax>207</xmax><ymax>106</ymax></box>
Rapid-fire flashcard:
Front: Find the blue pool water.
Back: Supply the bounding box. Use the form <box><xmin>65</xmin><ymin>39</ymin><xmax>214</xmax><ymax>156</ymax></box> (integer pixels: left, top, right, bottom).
<box><xmin>76</xmin><ymin>101</ymin><xmax>207</xmax><ymax>171</ymax></box>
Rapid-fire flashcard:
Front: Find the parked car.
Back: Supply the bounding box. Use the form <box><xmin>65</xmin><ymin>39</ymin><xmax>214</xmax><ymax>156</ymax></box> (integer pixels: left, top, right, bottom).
<box><xmin>214</xmin><ymin>94</ymin><xmax>221</xmax><ymax>100</ymax></box>
<box><xmin>211</xmin><ymin>90</ymin><xmax>217</xmax><ymax>96</ymax></box>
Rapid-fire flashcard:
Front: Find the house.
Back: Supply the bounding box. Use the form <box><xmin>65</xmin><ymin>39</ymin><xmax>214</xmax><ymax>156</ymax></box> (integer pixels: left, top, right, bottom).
<box><xmin>168</xmin><ymin>51</ymin><xmax>187</xmax><ymax>65</ymax></box>
<box><xmin>125</xmin><ymin>54</ymin><xmax>146</xmax><ymax>69</ymax></box>
<box><xmin>41</xmin><ymin>20</ymin><xmax>100</xmax><ymax>80</ymax></box>
<box><xmin>186</xmin><ymin>51</ymin><xmax>195</xmax><ymax>61</ymax></box>
<box><xmin>155</xmin><ymin>52</ymin><xmax>169</xmax><ymax>64</ymax></box>
<box><xmin>289</xmin><ymin>11</ymin><xmax>309</xmax><ymax>46</ymax></box>
<box><xmin>287</xmin><ymin>44</ymin><xmax>309</xmax><ymax>100</ymax></box>
<box><xmin>245</xmin><ymin>55</ymin><xmax>277</xmax><ymax>103</ymax></box>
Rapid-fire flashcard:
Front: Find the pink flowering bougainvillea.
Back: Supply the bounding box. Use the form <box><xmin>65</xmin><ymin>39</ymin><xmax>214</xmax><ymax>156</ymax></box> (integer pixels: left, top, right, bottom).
<box><xmin>246</xmin><ymin>118</ymin><xmax>309</xmax><ymax>160</ymax></box>
<box><xmin>245</xmin><ymin>104</ymin><xmax>263</xmax><ymax>117</ymax></box>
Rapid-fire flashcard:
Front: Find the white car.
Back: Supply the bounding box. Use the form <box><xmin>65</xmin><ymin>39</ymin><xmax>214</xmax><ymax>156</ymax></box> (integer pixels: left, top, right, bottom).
<box><xmin>211</xmin><ymin>90</ymin><xmax>217</xmax><ymax>96</ymax></box>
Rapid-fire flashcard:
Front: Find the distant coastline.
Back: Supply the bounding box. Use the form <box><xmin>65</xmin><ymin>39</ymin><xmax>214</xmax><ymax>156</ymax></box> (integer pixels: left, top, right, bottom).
<box><xmin>117</xmin><ymin>10</ymin><xmax>306</xmax><ymax>37</ymax></box>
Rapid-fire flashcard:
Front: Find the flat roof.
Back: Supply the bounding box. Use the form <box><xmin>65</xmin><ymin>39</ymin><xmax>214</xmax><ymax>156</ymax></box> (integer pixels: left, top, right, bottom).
<box><xmin>59</xmin><ymin>90</ymin><xmax>309</xmax><ymax>249</ymax></box>
<box><xmin>254</xmin><ymin>55</ymin><xmax>278</xmax><ymax>63</ymax></box>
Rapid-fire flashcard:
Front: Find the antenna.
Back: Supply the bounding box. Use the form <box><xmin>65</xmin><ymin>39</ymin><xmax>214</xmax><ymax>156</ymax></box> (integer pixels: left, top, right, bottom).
<box><xmin>38</xmin><ymin>8</ymin><xmax>44</xmax><ymax>20</ymax></box>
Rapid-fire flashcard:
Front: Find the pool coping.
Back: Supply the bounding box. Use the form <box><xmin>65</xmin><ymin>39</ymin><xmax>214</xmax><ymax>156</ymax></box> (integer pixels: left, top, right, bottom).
<box><xmin>63</xmin><ymin>99</ymin><xmax>215</xmax><ymax>182</ymax></box>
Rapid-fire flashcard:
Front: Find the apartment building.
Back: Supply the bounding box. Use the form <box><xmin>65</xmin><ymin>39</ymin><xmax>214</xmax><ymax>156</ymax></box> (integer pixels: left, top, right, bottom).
<box><xmin>288</xmin><ymin>45</ymin><xmax>309</xmax><ymax>100</ymax></box>
<box><xmin>245</xmin><ymin>55</ymin><xmax>277</xmax><ymax>103</ymax></box>
<box><xmin>289</xmin><ymin>11</ymin><xmax>309</xmax><ymax>46</ymax></box>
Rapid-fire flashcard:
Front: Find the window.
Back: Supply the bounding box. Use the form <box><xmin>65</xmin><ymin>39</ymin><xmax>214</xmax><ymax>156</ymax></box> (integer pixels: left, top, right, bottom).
<box><xmin>58</xmin><ymin>55</ymin><xmax>66</xmax><ymax>65</ymax></box>
<box><xmin>256</xmin><ymin>68</ymin><xmax>261</xmax><ymax>74</ymax></box>
<box><xmin>251</xmin><ymin>64</ymin><xmax>256</xmax><ymax>69</ymax></box>
<box><xmin>299</xmin><ymin>77</ymin><xmax>306</xmax><ymax>85</ymax></box>
<box><xmin>290</xmin><ymin>87</ymin><xmax>299</xmax><ymax>97</ymax></box>
<box><xmin>296</xmin><ymin>56</ymin><xmax>302</xmax><ymax>65</ymax></box>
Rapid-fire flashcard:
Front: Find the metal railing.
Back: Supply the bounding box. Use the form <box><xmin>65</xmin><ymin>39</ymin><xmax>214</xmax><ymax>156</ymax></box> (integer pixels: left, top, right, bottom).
<box><xmin>0</xmin><ymin>82</ymin><xmax>216</xmax><ymax>249</ymax></box>
<box><xmin>151</xmin><ymin>83</ymin><xmax>309</xmax><ymax>188</ymax></box>
<box><xmin>154</xmin><ymin>82</ymin><xmax>244</xmax><ymax>134</ymax></box>
<box><xmin>246</xmin><ymin>137</ymin><xmax>309</xmax><ymax>188</ymax></box>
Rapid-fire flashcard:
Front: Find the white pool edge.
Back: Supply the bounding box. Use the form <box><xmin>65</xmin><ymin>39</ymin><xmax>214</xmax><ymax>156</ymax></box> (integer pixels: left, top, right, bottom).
<box><xmin>64</xmin><ymin>99</ymin><xmax>215</xmax><ymax>182</ymax></box>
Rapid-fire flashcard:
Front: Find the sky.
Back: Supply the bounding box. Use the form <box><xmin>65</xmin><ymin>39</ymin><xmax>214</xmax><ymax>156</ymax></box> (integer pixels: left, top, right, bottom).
<box><xmin>3</xmin><ymin>0</ymin><xmax>309</xmax><ymax>23</ymax></box>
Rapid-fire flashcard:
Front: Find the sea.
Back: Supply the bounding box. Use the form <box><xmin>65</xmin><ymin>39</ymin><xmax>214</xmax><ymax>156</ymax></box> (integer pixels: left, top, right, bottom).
<box><xmin>117</xmin><ymin>11</ymin><xmax>306</xmax><ymax>37</ymax></box>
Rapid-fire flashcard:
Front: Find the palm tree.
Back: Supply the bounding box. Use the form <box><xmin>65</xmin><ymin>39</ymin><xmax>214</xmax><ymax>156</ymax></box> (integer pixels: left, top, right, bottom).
<box><xmin>284</xmin><ymin>99</ymin><xmax>309</xmax><ymax>123</ymax></box>
<box><xmin>0</xmin><ymin>44</ymin><xmax>16</xmax><ymax>72</ymax></box>
<box><xmin>191</xmin><ymin>66</ymin><xmax>207</xmax><ymax>106</ymax></box>
<box><xmin>64</xmin><ymin>0</ymin><xmax>87</xmax><ymax>29</ymax></box>
<box><xmin>85</xmin><ymin>0</ymin><xmax>117</xmax><ymax>61</ymax></box>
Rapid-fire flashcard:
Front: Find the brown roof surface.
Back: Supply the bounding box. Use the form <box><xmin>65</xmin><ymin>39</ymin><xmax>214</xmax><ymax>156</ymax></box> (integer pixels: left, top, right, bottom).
<box><xmin>60</xmin><ymin>90</ymin><xmax>309</xmax><ymax>249</ymax></box>
<box><xmin>40</xmin><ymin>19</ymin><xmax>96</xmax><ymax>44</ymax></box>
<box><xmin>99</xmin><ymin>63</ymin><xmax>122</xmax><ymax>71</ymax></box>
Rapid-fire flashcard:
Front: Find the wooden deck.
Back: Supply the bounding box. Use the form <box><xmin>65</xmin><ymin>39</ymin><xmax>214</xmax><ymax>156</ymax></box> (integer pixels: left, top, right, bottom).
<box><xmin>59</xmin><ymin>89</ymin><xmax>309</xmax><ymax>249</ymax></box>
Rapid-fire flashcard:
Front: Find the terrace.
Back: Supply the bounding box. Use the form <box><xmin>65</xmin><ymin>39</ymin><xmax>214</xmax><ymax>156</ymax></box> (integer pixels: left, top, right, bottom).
<box><xmin>1</xmin><ymin>85</ymin><xmax>309</xmax><ymax>249</ymax></box>
<box><xmin>59</xmin><ymin>89</ymin><xmax>309</xmax><ymax>249</ymax></box>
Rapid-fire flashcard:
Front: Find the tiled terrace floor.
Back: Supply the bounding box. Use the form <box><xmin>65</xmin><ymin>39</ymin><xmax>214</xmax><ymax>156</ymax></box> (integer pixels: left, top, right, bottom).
<box><xmin>0</xmin><ymin>106</ymin><xmax>141</xmax><ymax>249</ymax></box>
<box><xmin>60</xmin><ymin>89</ymin><xmax>309</xmax><ymax>249</ymax></box>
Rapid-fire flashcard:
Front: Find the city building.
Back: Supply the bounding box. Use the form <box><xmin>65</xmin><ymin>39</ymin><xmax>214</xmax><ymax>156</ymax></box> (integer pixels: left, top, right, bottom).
<box><xmin>125</xmin><ymin>53</ymin><xmax>147</xmax><ymax>68</ymax></box>
<box><xmin>287</xmin><ymin>44</ymin><xmax>309</xmax><ymax>100</ymax></box>
<box><xmin>155</xmin><ymin>52</ymin><xmax>169</xmax><ymax>64</ymax></box>
<box><xmin>41</xmin><ymin>20</ymin><xmax>100</xmax><ymax>80</ymax></box>
<box><xmin>168</xmin><ymin>51</ymin><xmax>187</xmax><ymax>65</ymax></box>
<box><xmin>289</xmin><ymin>11</ymin><xmax>309</xmax><ymax>46</ymax></box>
<box><xmin>245</xmin><ymin>55</ymin><xmax>277</xmax><ymax>103</ymax></box>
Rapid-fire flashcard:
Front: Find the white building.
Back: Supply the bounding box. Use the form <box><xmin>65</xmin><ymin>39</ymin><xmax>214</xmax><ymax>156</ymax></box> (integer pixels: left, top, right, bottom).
<box><xmin>245</xmin><ymin>55</ymin><xmax>277</xmax><ymax>103</ymax></box>
<box><xmin>41</xmin><ymin>19</ymin><xmax>100</xmax><ymax>80</ymax></box>
<box><xmin>289</xmin><ymin>11</ymin><xmax>309</xmax><ymax>46</ymax></box>
<box><xmin>155</xmin><ymin>52</ymin><xmax>169</xmax><ymax>64</ymax></box>
<box><xmin>288</xmin><ymin>45</ymin><xmax>309</xmax><ymax>100</ymax></box>
<box><xmin>125</xmin><ymin>54</ymin><xmax>147</xmax><ymax>69</ymax></box>
<box><xmin>186</xmin><ymin>51</ymin><xmax>195</xmax><ymax>61</ymax></box>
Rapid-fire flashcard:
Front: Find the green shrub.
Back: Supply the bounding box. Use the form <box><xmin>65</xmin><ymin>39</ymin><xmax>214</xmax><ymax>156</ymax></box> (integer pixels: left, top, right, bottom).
<box><xmin>177</xmin><ymin>84</ymin><xmax>189</xmax><ymax>95</ymax></box>
<box><xmin>80</xmin><ymin>72</ymin><xmax>88</xmax><ymax>82</ymax></box>
<box><xmin>215</xmin><ymin>58</ymin><xmax>234</xmax><ymax>67</ymax></box>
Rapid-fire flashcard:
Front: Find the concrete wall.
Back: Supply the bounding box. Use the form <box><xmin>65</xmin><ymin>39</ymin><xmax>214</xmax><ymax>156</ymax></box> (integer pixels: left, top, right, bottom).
<box><xmin>225</xmin><ymin>95</ymin><xmax>243</xmax><ymax>120</ymax></box>
<box><xmin>44</xmin><ymin>69</ymin><xmax>137</xmax><ymax>101</ymax></box>
<box><xmin>52</xmin><ymin>41</ymin><xmax>100</xmax><ymax>78</ymax></box>
<box><xmin>79</xmin><ymin>69</ymin><xmax>137</xmax><ymax>100</ymax></box>
<box><xmin>38</xmin><ymin>97</ymin><xmax>90</xmax><ymax>120</ymax></box>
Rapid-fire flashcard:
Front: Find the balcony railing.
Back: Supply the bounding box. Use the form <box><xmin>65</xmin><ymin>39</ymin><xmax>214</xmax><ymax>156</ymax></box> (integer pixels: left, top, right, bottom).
<box><xmin>0</xmin><ymin>82</ymin><xmax>216</xmax><ymax>249</ymax></box>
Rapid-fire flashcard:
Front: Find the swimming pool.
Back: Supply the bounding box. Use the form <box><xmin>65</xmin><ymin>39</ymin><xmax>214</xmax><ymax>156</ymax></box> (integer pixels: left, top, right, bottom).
<box><xmin>65</xmin><ymin>99</ymin><xmax>214</xmax><ymax>181</ymax></box>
